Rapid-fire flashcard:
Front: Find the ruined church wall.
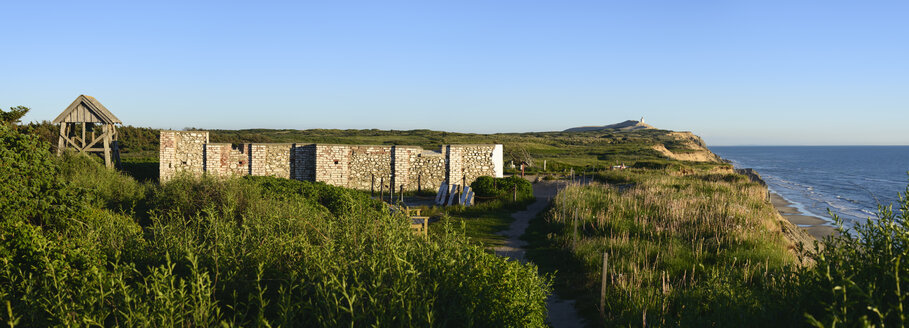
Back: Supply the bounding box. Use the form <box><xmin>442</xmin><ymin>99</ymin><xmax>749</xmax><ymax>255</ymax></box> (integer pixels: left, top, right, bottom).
<box><xmin>459</xmin><ymin>144</ymin><xmax>500</xmax><ymax>186</ymax></box>
<box><xmin>159</xmin><ymin>131</ymin><xmax>208</xmax><ymax>182</ymax></box>
<box><xmin>293</xmin><ymin>144</ymin><xmax>316</xmax><ymax>181</ymax></box>
<box><xmin>314</xmin><ymin>144</ymin><xmax>350</xmax><ymax>187</ymax></box>
<box><xmin>348</xmin><ymin>145</ymin><xmax>393</xmax><ymax>190</ymax></box>
<box><xmin>251</xmin><ymin>143</ymin><xmax>295</xmax><ymax>178</ymax></box>
<box><xmin>407</xmin><ymin>150</ymin><xmax>446</xmax><ymax>191</ymax></box>
<box><xmin>204</xmin><ymin>143</ymin><xmax>250</xmax><ymax>177</ymax></box>
<box><xmin>159</xmin><ymin>131</ymin><xmax>502</xmax><ymax>190</ymax></box>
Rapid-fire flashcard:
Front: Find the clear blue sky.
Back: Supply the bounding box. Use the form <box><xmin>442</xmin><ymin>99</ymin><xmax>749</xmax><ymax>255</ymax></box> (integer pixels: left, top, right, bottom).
<box><xmin>2</xmin><ymin>1</ymin><xmax>907</xmax><ymax>145</ymax></box>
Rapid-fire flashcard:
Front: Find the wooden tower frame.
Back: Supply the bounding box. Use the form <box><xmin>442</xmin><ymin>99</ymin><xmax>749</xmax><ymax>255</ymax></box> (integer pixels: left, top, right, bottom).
<box><xmin>53</xmin><ymin>95</ymin><xmax>122</xmax><ymax>168</ymax></box>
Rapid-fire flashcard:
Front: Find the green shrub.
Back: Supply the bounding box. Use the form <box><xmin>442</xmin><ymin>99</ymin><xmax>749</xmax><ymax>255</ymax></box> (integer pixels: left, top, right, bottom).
<box><xmin>471</xmin><ymin>176</ymin><xmax>533</xmax><ymax>202</ymax></box>
<box><xmin>0</xmin><ymin>125</ymin><xmax>80</xmax><ymax>226</ymax></box>
<box><xmin>799</xmin><ymin>188</ymin><xmax>909</xmax><ymax>327</ymax></box>
<box><xmin>59</xmin><ymin>152</ymin><xmax>148</xmax><ymax>215</ymax></box>
<box><xmin>0</xmin><ymin>130</ymin><xmax>551</xmax><ymax>326</ymax></box>
<box><xmin>631</xmin><ymin>160</ymin><xmax>670</xmax><ymax>170</ymax></box>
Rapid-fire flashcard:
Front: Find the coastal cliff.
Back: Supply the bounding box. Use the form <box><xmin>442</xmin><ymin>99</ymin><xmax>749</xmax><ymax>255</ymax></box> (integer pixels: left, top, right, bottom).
<box><xmin>651</xmin><ymin>131</ymin><xmax>722</xmax><ymax>162</ymax></box>
<box><xmin>734</xmin><ymin>168</ymin><xmax>819</xmax><ymax>253</ymax></box>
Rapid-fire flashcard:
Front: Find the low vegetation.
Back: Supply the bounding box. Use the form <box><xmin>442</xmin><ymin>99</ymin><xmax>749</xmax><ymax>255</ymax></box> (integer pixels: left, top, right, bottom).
<box><xmin>0</xmin><ymin>125</ymin><xmax>551</xmax><ymax>327</ymax></box>
<box><xmin>799</xmin><ymin>196</ymin><xmax>909</xmax><ymax>327</ymax></box>
<box><xmin>8</xmin><ymin>114</ymin><xmax>908</xmax><ymax>327</ymax></box>
<box><xmin>525</xmin><ymin>166</ymin><xmax>909</xmax><ymax>327</ymax></box>
<box><xmin>526</xmin><ymin>168</ymin><xmax>799</xmax><ymax>326</ymax></box>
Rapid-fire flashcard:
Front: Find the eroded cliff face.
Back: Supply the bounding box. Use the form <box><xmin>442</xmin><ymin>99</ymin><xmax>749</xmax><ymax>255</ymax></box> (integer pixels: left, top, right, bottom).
<box><xmin>651</xmin><ymin>131</ymin><xmax>721</xmax><ymax>162</ymax></box>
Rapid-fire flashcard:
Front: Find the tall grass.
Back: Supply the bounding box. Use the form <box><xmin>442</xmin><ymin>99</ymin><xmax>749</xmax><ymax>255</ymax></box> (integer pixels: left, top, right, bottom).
<box><xmin>526</xmin><ymin>169</ymin><xmax>801</xmax><ymax>326</ymax></box>
<box><xmin>0</xmin><ymin>126</ymin><xmax>551</xmax><ymax>327</ymax></box>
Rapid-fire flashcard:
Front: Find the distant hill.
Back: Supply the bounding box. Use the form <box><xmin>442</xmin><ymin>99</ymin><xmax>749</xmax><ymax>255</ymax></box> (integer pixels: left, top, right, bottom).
<box><xmin>564</xmin><ymin>119</ymin><xmax>655</xmax><ymax>132</ymax></box>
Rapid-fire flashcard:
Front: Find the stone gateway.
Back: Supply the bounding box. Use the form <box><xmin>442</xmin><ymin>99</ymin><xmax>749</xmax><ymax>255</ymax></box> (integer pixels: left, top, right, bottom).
<box><xmin>159</xmin><ymin>131</ymin><xmax>504</xmax><ymax>191</ymax></box>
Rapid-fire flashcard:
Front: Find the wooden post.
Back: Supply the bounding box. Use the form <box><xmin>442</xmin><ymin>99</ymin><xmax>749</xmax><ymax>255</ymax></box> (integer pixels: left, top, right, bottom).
<box><xmin>380</xmin><ymin>177</ymin><xmax>384</xmax><ymax>201</ymax></box>
<box><xmin>371</xmin><ymin>174</ymin><xmax>375</xmax><ymax>196</ymax></box>
<box><xmin>417</xmin><ymin>174</ymin><xmax>421</xmax><ymax>193</ymax></box>
<box><xmin>390</xmin><ymin>176</ymin><xmax>395</xmax><ymax>203</ymax></box>
<box><xmin>400</xmin><ymin>185</ymin><xmax>404</xmax><ymax>202</ymax></box>
<box><xmin>103</xmin><ymin>125</ymin><xmax>112</xmax><ymax>168</ymax></box>
<box><xmin>600</xmin><ymin>252</ymin><xmax>608</xmax><ymax>317</ymax></box>
<box><xmin>513</xmin><ymin>185</ymin><xmax>517</xmax><ymax>202</ymax></box>
<box><xmin>81</xmin><ymin>122</ymin><xmax>86</xmax><ymax>149</ymax></box>
<box><xmin>57</xmin><ymin>124</ymin><xmax>66</xmax><ymax>155</ymax></box>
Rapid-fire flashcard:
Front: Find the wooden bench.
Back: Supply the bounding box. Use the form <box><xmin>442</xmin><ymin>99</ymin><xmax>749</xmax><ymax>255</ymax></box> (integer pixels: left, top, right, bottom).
<box><xmin>410</xmin><ymin>216</ymin><xmax>429</xmax><ymax>236</ymax></box>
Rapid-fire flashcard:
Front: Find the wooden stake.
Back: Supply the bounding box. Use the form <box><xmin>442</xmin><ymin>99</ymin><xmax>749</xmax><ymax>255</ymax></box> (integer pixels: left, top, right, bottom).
<box><xmin>600</xmin><ymin>252</ymin><xmax>608</xmax><ymax>317</ymax></box>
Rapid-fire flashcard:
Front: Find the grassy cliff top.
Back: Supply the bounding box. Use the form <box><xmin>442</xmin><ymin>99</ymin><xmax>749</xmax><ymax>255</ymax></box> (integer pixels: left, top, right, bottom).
<box><xmin>207</xmin><ymin>127</ymin><xmax>722</xmax><ymax>171</ymax></box>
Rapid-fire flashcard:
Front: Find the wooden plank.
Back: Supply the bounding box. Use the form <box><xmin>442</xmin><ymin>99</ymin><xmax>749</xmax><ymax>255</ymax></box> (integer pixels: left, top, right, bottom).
<box><xmin>447</xmin><ymin>184</ymin><xmax>459</xmax><ymax>206</ymax></box>
<box><xmin>459</xmin><ymin>186</ymin><xmax>471</xmax><ymax>205</ymax></box>
<box><xmin>63</xmin><ymin>134</ymin><xmax>80</xmax><ymax>149</ymax></box>
<box><xmin>56</xmin><ymin>124</ymin><xmax>65</xmax><ymax>155</ymax></box>
<box><xmin>435</xmin><ymin>182</ymin><xmax>447</xmax><ymax>204</ymax></box>
<box><xmin>103</xmin><ymin>125</ymin><xmax>112</xmax><ymax>168</ymax></box>
<box><xmin>82</xmin><ymin>131</ymin><xmax>107</xmax><ymax>150</ymax></box>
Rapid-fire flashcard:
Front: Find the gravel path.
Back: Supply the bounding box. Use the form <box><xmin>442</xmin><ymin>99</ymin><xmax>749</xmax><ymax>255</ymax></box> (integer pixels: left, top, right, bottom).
<box><xmin>493</xmin><ymin>179</ymin><xmax>586</xmax><ymax>328</ymax></box>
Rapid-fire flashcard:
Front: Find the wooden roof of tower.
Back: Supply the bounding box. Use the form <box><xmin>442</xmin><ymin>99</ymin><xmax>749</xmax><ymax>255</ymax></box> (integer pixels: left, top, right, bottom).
<box><xmin>52</xmin><ymin>95</ymin><xmax>122</xmax><ymax>124</ymax></box>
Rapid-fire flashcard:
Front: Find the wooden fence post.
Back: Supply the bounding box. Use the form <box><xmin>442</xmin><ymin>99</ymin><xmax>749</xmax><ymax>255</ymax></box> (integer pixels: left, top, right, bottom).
<box><xmin>600</xmin><ymin>252</ymin><xmax>608</xmax><ymax>317</ymax></box>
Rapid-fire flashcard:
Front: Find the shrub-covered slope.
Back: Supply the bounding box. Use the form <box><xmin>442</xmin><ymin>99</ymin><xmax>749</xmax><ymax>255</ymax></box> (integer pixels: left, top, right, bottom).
<box><xmin>0</xmin><ymin>125</ymin><xmax>551</xmax><ymax>327</ymax></box>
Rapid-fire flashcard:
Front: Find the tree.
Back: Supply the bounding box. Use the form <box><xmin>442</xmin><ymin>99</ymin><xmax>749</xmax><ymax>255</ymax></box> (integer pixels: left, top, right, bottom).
<box><xmin>1</xmin><ymin>106</ymin><xmax>30</xmax><ymax>126</ymax></box>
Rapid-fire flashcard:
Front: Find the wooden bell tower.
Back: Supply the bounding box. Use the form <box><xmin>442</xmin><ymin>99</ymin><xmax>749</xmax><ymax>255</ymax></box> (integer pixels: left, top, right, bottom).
<box><xmin>53</xmin><ymin>95</ymin><xmax>122</xmax><ymax>168</ymax></box>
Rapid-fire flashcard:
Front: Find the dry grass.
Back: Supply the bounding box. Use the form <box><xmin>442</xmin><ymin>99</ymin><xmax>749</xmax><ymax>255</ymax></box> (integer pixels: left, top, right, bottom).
<box><xmin>528</xmin><ymin>169</ymin><xmax>802</xmax><ymax>326</ymax></box>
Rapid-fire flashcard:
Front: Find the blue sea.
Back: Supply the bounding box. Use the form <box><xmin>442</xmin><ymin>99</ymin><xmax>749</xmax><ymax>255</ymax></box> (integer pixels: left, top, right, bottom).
<box><xmin>711</xmin><ymin>146</ymin><xmax>909</xmax><ymax>227</ymax></box>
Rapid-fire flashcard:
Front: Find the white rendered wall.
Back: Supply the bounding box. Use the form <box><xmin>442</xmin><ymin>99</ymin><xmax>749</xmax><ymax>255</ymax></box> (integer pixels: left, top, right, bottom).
<box><xmin>493</xmin><ymin>144</ymin><xmax>504</xmax><ymax>178</ymax></box>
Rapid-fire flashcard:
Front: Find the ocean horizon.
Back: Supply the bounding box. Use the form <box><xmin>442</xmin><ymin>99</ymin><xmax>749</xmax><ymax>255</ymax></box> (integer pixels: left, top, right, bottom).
<box><xmin>711</xmin><ymin>145</ymin><xmax>909</xmax><ymax>227</ymax></box>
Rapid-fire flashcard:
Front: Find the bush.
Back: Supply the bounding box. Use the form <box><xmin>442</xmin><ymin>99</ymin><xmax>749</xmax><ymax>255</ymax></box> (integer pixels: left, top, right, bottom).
<box><xmin>0</xmin><ymin>125</ymin><xmax>80</xmax><ymax>226</ymax></box>
<box><xmin>59</xmin><ymin>152</ymin><xmax>148</xmax><ymax>215</ymax></box>
<box><xmin>799</xmin><ymin>188</ymin><xmax>909</xmax><ymax>327</ymax></box>
<box><xmin>471</xmin><ymin>176</ymin><xmax>533</xmax><ymax>202</ymax></box>
<box><xmin>0</xmin><ymin>126</ymin><xmax>552</xmax><ymax>326</ymax></box>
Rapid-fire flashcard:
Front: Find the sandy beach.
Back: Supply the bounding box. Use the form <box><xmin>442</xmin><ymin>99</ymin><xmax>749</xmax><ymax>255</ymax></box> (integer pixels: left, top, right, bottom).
<box><xmin>770</xmin><ymin>193</ymin><xmax>836</xmax><ymax>240</ymax></box>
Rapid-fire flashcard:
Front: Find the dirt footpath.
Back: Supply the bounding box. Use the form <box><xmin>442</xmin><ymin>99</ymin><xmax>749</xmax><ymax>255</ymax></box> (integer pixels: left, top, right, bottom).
<box><xmin>493</xmin><ymin>179</ymin><xmax>586</xmax><ymax>328</ymax></box>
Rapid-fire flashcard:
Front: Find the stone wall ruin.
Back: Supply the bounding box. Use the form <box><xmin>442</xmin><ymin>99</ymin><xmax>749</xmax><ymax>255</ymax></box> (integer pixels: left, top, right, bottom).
<box><xmin>159</xmin><ymin>131</ymin><xmax>504</xmax><ymax>191</ymax></box>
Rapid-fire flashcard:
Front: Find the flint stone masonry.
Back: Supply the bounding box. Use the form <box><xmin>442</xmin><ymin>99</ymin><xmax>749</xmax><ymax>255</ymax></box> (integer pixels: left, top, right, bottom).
<box><xmin>160</xmin><ymin>131</ymin><xmax>208</xmax><ymax>181</ymax></box>
<box><xmin>159</xmin><ymin>131</ymin><xmax>504</xmax><ymax>191</ymax></box>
